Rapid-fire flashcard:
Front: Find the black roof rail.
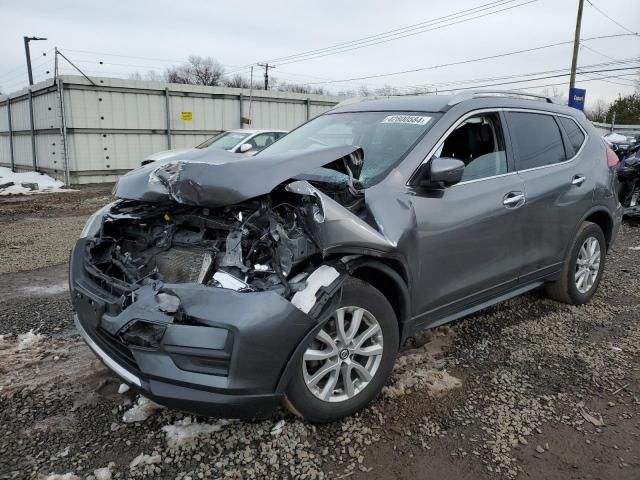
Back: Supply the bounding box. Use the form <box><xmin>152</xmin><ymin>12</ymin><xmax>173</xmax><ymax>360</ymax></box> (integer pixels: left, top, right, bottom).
<box><xmin>448</xmin><ymin>90</ymin><xmax>554</xmax><ymax>106</ymax></box>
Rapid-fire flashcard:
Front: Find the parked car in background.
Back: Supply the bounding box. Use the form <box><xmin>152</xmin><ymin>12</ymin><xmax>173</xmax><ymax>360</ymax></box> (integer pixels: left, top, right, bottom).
<box><xmin>604</xmin><ymin>132</ymin><xmax>638</xmax><ymax>161</ymax></box>
<box><xmin>141</xmin><ymin>129</ymin><xmax>287</xmax><ymax>165</ymax></box>
<box><xmin>73</xmin><ymin>92</ymin><xmax>622</xmax><ymax>423</ymax></box>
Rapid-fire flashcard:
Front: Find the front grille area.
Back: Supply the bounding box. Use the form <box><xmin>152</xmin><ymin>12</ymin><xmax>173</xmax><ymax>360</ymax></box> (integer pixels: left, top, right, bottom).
<box><xmin>155</xmin><ymin>247</ymin><xmax>210</xmax><ymax>283</ymax></box>
<box><xmin>84</xmin><ymin>321</ymin><xmax>140</xmax><ymax>373</ymax></box>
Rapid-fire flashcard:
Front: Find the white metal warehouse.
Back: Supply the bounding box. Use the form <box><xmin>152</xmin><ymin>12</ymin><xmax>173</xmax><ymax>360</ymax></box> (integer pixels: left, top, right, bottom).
<box><xmin>0</xmin><ymin>76</ymin><xmax>340</xmax><ymax>184</ymax></box>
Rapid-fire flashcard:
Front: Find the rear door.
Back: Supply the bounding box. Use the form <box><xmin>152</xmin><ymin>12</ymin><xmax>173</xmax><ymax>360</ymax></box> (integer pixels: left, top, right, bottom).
<box><xmin>504</xmin><ymin>110</ymin><xmax>593</xmax><ymax>283</ymax></box>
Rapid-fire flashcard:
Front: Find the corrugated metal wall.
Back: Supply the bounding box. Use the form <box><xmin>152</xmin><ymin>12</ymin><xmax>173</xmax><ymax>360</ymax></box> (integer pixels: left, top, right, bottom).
<box><xmin>0</xmin><ymin>76</ymin><xmax>340</xmax><ymax>184</ymax></box>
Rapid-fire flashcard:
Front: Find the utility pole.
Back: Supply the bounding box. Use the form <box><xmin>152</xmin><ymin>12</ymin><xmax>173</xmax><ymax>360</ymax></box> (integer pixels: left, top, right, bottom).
<box><xmin>569</xmin><ymin>0</ymin><xmax>584</xmax><ymax>91</ymax></box>
<box><xmin>257</xmin><ymin>63</ymin><xmax>275</xmax><ymax>90</ymax></box>
<box><xmin>24</xmin><ymin>36</ymin><xmax>47</xmax><ymax>85</ymax></box>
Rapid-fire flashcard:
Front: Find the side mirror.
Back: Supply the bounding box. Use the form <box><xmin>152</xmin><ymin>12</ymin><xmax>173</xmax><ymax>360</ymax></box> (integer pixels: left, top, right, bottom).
<box><xmin>414</xmin><ymin>157</ymin><xmax>465</xmax><ymax>188</ymax></box>
<box><xmin>239</xmin><ymin>143</ymin><xmax>253</xmax><ymax>153</ymax></box>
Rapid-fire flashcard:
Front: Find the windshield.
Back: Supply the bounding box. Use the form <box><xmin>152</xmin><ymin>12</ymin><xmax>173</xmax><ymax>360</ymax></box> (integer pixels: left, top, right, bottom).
<box><xmin>258</xmin><ymin>111</ymin><xmax>437</xmax><ymax>187</ymax></box>
<box><xmin>196</xmin><ymin>132</ymin><xmax>250</xmax><ymax>150</ymax></box>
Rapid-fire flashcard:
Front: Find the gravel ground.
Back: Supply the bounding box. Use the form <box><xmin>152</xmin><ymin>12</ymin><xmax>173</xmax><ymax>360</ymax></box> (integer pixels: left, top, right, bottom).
<box><xmin>1</xmin><ymin>192</ymin><xmax>639</xmax><ymax>480</ymax></box>
<box><xmin>0</xmin><ymin>190</ymin><xmax>112</xmax><ymax>274</ymax></box>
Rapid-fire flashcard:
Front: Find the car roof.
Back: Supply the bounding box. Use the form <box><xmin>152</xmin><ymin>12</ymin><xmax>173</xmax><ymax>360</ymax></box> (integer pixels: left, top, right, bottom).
<box><xmin>329</xmin><ymin>91</ymin><xmax>584</xmax><ymax>118</ymax></box>
<box><xmin>226</xmin><ymin>128</ymin><xmax>288</xmax><ymax>134</ymax></box>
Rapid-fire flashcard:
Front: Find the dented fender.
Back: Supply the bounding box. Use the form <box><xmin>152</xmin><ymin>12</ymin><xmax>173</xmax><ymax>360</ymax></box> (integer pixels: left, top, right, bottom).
<box><xmin>285</xmin><ymin>180</ymin><xmax>397</xmax><ymax>254</ymax></box>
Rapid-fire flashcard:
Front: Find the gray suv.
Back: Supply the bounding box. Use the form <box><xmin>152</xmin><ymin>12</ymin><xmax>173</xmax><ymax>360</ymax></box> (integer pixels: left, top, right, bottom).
<box><xmin>71</xmin><ymin>92</ymin><xmax>622</xmax><ymax>423</ymax></box>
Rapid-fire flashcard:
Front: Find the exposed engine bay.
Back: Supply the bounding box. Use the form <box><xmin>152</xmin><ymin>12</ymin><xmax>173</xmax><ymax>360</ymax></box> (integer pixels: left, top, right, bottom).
<box><xmin>83</xmin><ymin>145</ymin><xmax>397</xmax><ymax>312</ymax></box>
<box><xmin>87</xmin><ymin>193</ymin><xmax>329</xmax><ymax>298</ymax></box>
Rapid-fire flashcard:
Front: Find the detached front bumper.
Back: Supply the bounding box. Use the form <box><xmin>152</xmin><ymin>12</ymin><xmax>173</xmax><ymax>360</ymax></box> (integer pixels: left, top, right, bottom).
<box><xmin>70</xmin><ymin>239</ymin><xmax>318</xmax><ymax>419</ymax></box>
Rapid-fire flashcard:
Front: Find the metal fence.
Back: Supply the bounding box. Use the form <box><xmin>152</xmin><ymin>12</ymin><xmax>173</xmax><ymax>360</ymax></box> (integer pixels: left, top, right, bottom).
<box><xmin>0</xmin><ymin>76</ymin><xmax>340</xmax><ymax>184</ymax></box>
<box><xmin>592</xmin><ymin>121</ymin><xmax>640</xmax><ymax>137</ymax></box>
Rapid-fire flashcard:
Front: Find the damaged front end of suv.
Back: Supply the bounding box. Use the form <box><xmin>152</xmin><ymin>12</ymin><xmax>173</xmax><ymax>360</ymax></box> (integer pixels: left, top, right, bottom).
<box><xmin>70</xmin><ymin>145</ymin><xmax>402</xmax><ymax>420</ymax></box>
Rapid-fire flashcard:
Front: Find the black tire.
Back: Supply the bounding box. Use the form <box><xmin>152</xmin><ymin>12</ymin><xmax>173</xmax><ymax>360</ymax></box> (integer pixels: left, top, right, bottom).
<box><xmin>545</xmin><ymin>221</ymin><xmax>606</xmax><ymax>305</ymax></box>
<box><xmin>285</xmin><ymin>277</ymin><xmax>398</xmax><ymax>423</ymax></box>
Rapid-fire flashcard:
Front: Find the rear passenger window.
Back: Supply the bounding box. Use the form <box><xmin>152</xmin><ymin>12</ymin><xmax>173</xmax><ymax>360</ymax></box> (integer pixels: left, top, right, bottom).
<box><xmin>558</xmin><ymin>116</ymin><xmax>586</xmax><ymax>155</ymax></box>
<box><xmin>507</xmin><ymin>112</ymin><xmax>566</xmax><ymax>169</ymax></box>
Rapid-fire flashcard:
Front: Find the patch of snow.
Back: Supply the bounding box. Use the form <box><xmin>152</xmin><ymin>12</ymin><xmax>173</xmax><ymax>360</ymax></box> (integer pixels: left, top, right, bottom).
<box><xmin>162</xmin><ymin>417</ymin><xmax>234</xmax><ymax>448</ymax></box>
<box><xmin>93</xmin><ymin>463</ymin><xmax>115</xmax><ymax>480</ymax></box>
<box><xmin>0</xmin><ymin>167</ymin><xmax>73</xmax><ymax>195</ymax></box>
<box><xmin>44</xmin><ymin>473</ymin><xmax>80</xmax><ymax>480</ymax></box>
<box><xmin>122</xmin><ymin>396</ymin><xmax>164</xmax><ymax>423</ymax></box>
<box><xmin>17</xmin><ymin>330</ymin><xmax>44</xmax><ymax>350</ymax></box>
<box><xmin>270</xmin><ymin>419</ymin><xmax>286</xmax><ymax>436</ymax></box>
<box><xmin>118</xmin><ymin>383</ymin><xmax>130</xmax><ymax>394</ymax></box>
<box><xmin>629</xmin><ymin>246</ymin><xmax>640</xmax><ymax>251</ymax></box>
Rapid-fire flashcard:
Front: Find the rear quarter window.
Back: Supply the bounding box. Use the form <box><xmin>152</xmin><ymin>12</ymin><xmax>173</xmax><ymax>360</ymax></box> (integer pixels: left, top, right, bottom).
<box><xmin>558</xmin><ymin>116</ymin><xmax>586</xmax><ymax>155</ymax></box>
<box><xmin>507</xmin><ymin>112</ymin><xmax>566</xmax><ymax>170</ymax></box>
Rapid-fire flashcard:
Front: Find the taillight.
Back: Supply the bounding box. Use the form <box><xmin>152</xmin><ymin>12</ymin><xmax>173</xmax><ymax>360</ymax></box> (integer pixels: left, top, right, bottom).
<box><xmin>606</xmin><ymin>147</ymin><xmax>619</xmax><ymax>169</ymax></box>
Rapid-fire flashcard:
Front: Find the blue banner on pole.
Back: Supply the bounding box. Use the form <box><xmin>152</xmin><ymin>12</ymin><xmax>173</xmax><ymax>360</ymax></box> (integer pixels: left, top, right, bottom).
<box><xmin>568</xmin><ymin>88</ymin><xmax>586</xmax><ymax>111</ymax></box>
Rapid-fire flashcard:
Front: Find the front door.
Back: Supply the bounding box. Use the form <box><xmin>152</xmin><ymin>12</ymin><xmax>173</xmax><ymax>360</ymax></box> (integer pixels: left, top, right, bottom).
<box><xmin>408</xmin><ymin>111</ymin><xmax>527</xmax><ymax>326</ymax></box>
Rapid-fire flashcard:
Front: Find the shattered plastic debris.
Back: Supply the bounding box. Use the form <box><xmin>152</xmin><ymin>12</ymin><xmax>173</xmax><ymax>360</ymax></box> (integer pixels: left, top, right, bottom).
<box><xmin>270</xmin><ymin>419</ymin><xmax>286</xmax><ymax>436</ymax></box>
<box><xmin>122</xmin><ymin>396</ymin><xmax>164</xmax><ymax>423</ymax></box>
<box><xmin>117</xmin><ymin>383</ymin><xmax>130</xmax><ymax>394</ymax></box>
<box><xmin>17</xmin><ymin>330</ymin><xmax>44</xmax><ymax>350</ymax></box>
<box><xmin>290</xmin><ymin>265</ymin><xmax>340</xmax><ymax>313</ymax></box>
<box><xmin>162</xmin><ymin>417</ymin><xmax>235</xmax><ymax>448</ymax></box>
<box><xmin>580</xmin><ymin>408</ymin><xmax>605</xmax><ymax>427</ymax></box>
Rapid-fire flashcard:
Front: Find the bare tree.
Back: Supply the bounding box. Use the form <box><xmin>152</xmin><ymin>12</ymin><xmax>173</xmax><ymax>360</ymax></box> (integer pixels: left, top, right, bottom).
<box><xmin>165</xmin><ymin>56</ymin><xmax>226</xmax><ymax>86</ymax></box>
<box><xmin>128</xmin><ymin>70</ymin><xmax>162</xmax><ymax>82</ymax></box>
<box><xmin>224</xmin><ymin>74</ymin><xmax>251</xmax><ymax>89</ymax></box>
<box><xmin>585</xmin><ymin>98</ymin><xmax>609</xmax><ymax>122</ymax></box>
<box><xmin>541</xmin><ymin>86</ymin><xmax>567</xmax><ymax>105</ymax></box>
<box><xmin>374</xmin><ymin>84</ymin><xmax>400</xmax><ymax>96</ymax></box>
<box><xmin>358</xmin><ymin>85</ymin><xmax>372</xmax><ymax>97</ymax></box>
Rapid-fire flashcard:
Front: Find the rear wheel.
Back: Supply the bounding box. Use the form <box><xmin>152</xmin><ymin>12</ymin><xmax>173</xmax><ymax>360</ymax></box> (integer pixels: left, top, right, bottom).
<box><xmin>285</xmin><ymin>278</ymin><xmax>398</xmax><ymax>423</ymax></box>
<box><xmin>545</xmin><ymin>222</ymin><xmax>606</xmax><ymax>305</ymax></box>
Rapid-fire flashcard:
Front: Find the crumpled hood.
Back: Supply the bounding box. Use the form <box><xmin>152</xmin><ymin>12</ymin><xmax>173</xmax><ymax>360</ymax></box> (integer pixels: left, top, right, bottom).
<box><xmin>113</xmin><ymin>145</ymin><xmax>363</xmax><ymax>207</ymax></box>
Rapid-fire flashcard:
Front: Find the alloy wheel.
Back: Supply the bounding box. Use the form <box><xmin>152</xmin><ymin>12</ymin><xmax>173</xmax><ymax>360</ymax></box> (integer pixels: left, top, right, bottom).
<box><xmin>302</xmin><ymin>306</ymin><xmax>384</xmax><ymax>403</ymax></box>
<box><xmin>575</xmin><ymin>236</ymin><xmax>601</xmax><ymax>294</ymax></box>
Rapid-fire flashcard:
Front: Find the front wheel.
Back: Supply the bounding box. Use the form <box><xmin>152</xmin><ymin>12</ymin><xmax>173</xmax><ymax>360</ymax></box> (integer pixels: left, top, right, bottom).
<box><xmin>545</xmin><ymin>221</ymin><xmax>606</xmax><ymax>305</ymax></box>
<box><xmin>285</xmin><ymin>278</ymin><xmax>398</xmax><ymax>423</ymax></box>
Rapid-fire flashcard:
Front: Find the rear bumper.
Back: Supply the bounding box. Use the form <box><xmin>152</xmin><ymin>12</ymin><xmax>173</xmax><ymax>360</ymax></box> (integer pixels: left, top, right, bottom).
<box><xmin>70</xmin><ymin>238</ymin><xmax>318</xmax><ymax>419</ymax></box>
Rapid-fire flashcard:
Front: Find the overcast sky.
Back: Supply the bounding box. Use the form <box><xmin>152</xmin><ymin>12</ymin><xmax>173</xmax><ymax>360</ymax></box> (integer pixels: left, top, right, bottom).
<box><xmin>1</xmin><ymin>0</ymin><xmax>638</xmax><ymax>107</ymax></box>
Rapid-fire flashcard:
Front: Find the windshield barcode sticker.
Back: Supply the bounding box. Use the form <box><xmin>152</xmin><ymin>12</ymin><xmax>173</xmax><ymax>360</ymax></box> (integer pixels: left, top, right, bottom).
<box><xmin>381</xmin><ymin>115</ymin><xmax>431</xmax><ymax>125</ymax></box>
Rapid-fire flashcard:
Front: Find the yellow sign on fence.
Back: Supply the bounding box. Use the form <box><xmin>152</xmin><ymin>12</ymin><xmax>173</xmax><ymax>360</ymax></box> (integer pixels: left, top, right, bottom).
<box><xmin>180</xmin><ymin>111</ymin><xmax>193</xmax><ymax>121</ymax></box>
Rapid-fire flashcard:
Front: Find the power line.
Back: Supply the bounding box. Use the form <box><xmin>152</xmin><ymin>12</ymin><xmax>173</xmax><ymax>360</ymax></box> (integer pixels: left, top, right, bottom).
<box><xmin>391</xmin><ymin>65</ymin><xmax>640</xmax><ymax>96</ymax></box>
<box><xmin>270</xmin><ymin>0</ymin><xmax>538</xmax><ymax>68</ymax></box>
<box><xmin>397</xmin><ymin>57</ymin><xmax>639</xmax><ymax>92</ymax></box>
<box><xmin>585</xmin><ymin>0</ymin><xmax>639</xmax><ymax>36</ymax></box>
<box><xmin>297</xmin><ymin>33</ymin><xmax>637</xmax><ymax>87</ymax></box>
<box><xmin>226</xmin><ymin>0</ymin><xmax>536</xmax><ymax>73</ymax></box>
<box><xmin>258</xmin><ymin>0</ymin><xmax>518</xmax><ymax>65</ymax></box>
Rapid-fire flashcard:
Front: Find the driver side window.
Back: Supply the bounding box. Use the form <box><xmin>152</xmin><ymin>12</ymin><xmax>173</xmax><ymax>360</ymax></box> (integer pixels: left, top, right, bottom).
<box><xmin>432</xmin><ymin>112</ymin><xmax>507</xmax><ymax>182</ymax></box>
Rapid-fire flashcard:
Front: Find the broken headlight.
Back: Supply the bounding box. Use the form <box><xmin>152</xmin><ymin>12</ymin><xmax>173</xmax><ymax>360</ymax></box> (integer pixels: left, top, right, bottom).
<box><xmin>80</xmin><ymin>203</ymin><xmax>113</xmax><ymax>239</ymax></box>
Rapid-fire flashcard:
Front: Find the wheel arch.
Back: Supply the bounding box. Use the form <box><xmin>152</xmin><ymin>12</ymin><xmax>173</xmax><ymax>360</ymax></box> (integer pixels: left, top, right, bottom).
<box><xmin>581</xmin><ymin>207</ymin><xmax>614</xmax><ymax>250</ymax></box>
<box><xmin>343</xmin><ymin>256</ymin><xmax>412</xmax><ymax>339</ymax></box>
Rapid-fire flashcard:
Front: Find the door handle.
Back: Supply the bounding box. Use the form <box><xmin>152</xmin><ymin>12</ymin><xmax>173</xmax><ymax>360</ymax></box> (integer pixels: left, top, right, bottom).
<box><xmin>503</xmin><ymin>191</ymin><xmax>525</xmax><ymax>208</ymax></box>
<box><xmin>572</xmin><ymin>174</ymin><xmax>586</xmax><ymax>186</ymax></box>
